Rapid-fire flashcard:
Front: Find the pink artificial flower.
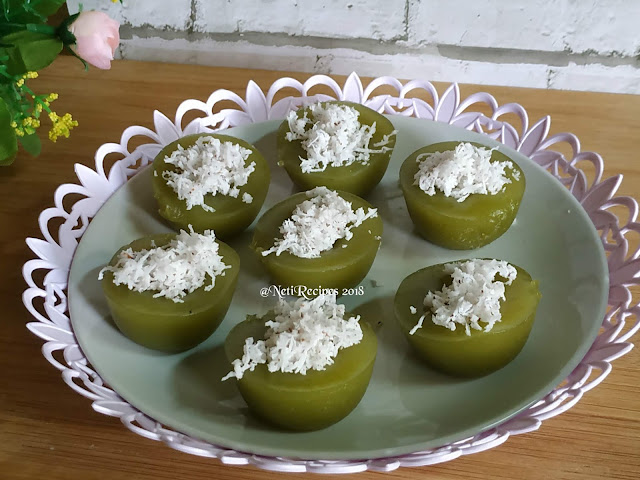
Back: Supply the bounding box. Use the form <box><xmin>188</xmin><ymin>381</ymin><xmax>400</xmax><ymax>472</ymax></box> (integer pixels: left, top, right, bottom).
<box><xmin>70</xmin><ymin>11</ymin><xmax>120</xmax><ymax>70</ymax></box>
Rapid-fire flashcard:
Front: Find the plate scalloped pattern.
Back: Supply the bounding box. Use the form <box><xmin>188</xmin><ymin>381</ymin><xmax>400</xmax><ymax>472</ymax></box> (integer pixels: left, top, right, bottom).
<box><xmin>22</xmin><ymin>73</ymin><xmax>640</xmax><ymax>474</ymax></box>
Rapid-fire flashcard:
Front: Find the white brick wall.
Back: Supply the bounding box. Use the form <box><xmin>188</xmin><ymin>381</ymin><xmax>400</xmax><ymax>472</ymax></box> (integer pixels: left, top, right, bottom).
<box><xmin>194</xmin><ymin>0</ymin><xmax>406</xmax><ymax>40</ymax></box>
<box><xmin>408</xmin><ymin>0</ymin><xmax>568</xmax><ymax>52</ymax></box>
<box><xmin>67</xmin><ymin>0</ymin><xmax>192</xmax><ymax>29</ymax></box>
<box><xmin>67</xmin><ymin>0</ymin><xmax>640</xmax><ymax>94</ymax></box>
<box><xmin>407</xmin><ymin>0</ymin><xmax>640</xmax><ymax>56</ymax></box>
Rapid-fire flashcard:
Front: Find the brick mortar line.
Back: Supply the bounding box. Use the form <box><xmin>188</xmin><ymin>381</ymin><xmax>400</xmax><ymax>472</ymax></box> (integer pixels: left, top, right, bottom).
<box><xmin>187</xmin><ymin>0</ymin><xmax>197</xmax><ymax>34</ymax></box>
<box><xmin>402</xmin><ymin>0</ymin><xmax>409</xmax><ymax>41</ymax></box>
<box><xmin>119</xmin><ymin>25</ymin><xmax>640</xmax><ymax>69</ymax></box>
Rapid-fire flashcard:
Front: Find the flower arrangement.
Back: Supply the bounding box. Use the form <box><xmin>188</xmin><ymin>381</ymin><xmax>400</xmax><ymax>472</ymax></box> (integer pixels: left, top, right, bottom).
<box><xmin>0</xmin><ymin>1</ymin><xmax>121</xmax><ymax>166</ymax></box>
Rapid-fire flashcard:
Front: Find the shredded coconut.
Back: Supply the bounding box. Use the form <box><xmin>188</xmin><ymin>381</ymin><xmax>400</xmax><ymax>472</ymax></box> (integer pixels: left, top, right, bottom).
<box><xmin>409</xmin><ymin>259</ymin><xmax>517</xmax><ymax>336</ymax></box>
<box><xmin>413</xmin><ymin>142</ymin><xmax>520</xmax><ymax>202</ymax></box>
<box><xmin>409</xmin><ymin>305</ymin><xmax>417</xmax><ymax>314</ymax></box>
<box><xmin>222</xmin><ymin>294</ymin><xmax>363</xmax><ymax>380</ymax></box>
<box><xmin>242</xmin><ymin>192</ymin><xmax>253</xmax><ymax>204</ymax></box>
<box><xmin>161</xmin><ymin>136</ymin><xmax>256</xmax><ymax>212</ymax></box>
<box><xmin>285</xmin><ymin>103</ymin><xmax>395</xmax><ymax>173</ymax></box>
<box><xmin>98</xmin><ymin>227</ymin><xmax>230</xmax><ymax>303</ymax></box>
<box><xmin>261</xmin><ymin>186</ymin><xmax>378</xmax><ymax>258</ymax></box>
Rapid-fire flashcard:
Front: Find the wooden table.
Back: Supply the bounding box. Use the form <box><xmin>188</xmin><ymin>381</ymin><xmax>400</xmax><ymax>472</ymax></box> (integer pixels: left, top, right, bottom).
<box><xmin>1</xmin><ymin>57</ymin><xmax>638</xmax><ymax>480</ymax></box>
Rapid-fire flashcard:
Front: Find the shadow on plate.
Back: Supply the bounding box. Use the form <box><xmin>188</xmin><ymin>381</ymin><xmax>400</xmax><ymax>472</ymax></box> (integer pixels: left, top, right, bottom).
<box><xmin>232</xmin><ymin>129</ymin><xmax>296</xmax><ymax>284</ymax></box>
<box><xmin>78</xmin><ymin>266</ymin><xmax>119</xmax><ymax>333</ymax></box>
<box><xmin>351</xmin><ymin>295</ymin><xmax>395</xmax><ymax>338</ymax></box>
<box><xmin>122</xmin><ymin>166</ymin><xmax>175</xmax><ymax>234</ymax></box>
<box><xmin>225</xmin><ymin>228</ymin><xmax>266</xmax><ymax>282</ymax></box>
<box><xmin>253</xmin><ymin>130</ymin><xmax>300</xmax><ymax>199</ymax></box>
<box><xmin>369</xmin><ymin>181</ymin><xmax>414</xmax><ymax>236</ymax></box>
<box><xmin>172</xmin><ymin>344</ymin><xmax>277</xmax><ymax>432</ymax></box>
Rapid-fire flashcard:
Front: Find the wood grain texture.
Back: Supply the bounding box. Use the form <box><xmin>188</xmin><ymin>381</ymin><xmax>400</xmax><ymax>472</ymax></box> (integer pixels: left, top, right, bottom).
<box><xmin>1</xmin><ymin>57</ymin><xmax>638</xmax><ymax>480</ymax></box>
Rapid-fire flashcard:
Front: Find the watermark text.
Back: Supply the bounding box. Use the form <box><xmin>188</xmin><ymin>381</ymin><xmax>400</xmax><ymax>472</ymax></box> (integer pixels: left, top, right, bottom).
<box><xmin>259</xmin><ymin>284</ymin><xmax>365</xmax><ymax>299</ymax></box>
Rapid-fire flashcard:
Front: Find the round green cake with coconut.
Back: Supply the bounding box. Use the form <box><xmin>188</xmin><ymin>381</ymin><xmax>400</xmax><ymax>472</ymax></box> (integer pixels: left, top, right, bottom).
<box><xmin>395</xmin><ymin>258</ymin><xmax>541</xmax><ymax>377</ymax></box>
<box><xmin>400</xmin><ymin>141</ymin><xmax>525</xmax><ymax>250</ymax></box>
<box><xmin>278</xmin><ymin>101</ymin><xmax>397</xmax><ymax>196</ymax></box>
<box><xmin>152</xmin><ymin>133</ymin><xmax>270</xmax><ymax>239</ymax></box>
<box><xmin>251</xmin><ymin>186</ymin><xmax>383</xmax><ymax>293</ymax></box>
<box><xmin>223</xmin><ymin>294</ymin><xmax>378</xmax><ymax>431</ymax></box>
<box><xmin>99</xmin><ymin>228</ymin><xmax>240</xmax><ymax>353</ymax></box>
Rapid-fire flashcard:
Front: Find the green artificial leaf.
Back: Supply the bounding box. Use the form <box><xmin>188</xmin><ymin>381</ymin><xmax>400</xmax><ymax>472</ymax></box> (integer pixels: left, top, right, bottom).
<box><xmin>28</xmin><ymin>0</ymin><xmax>67</xmax><ymax>18</ymax></box>
<box><xmin>0</xmin><ymin>62</ymin><xmax>14</xmax><ymax>84</ymax></box>
<box><xmin>19</xmin><ymin>132</ymin><xmax>41</xmax><ymax>156</ymax></box>
<box><xmin>1</xmin><ymin>31</ymin><xmax>63</xmax><ymax>75</ymax></box>
<box><xmin>0</xmin><ymin>24</ymin><xmax>26</xmax><ymax>37</ymax></box>
<box><xmin>0</xmin><ymin>153</ymin><xmax>17</xmax><ymax>166</ymax></box>
<box><xmin>0</xmin><ymin>98</ymin><xmax>18</xmax><ymax>164</ymax></box>
<box><xmin>4</xmin><ymin>0</ymin><xmax>67</xmax><ymax>24</ymax></box>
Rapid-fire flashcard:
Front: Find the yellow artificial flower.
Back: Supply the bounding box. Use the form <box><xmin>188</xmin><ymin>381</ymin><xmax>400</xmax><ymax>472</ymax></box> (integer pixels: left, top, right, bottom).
<box><xmin>42</xmin><ymin>93</ymin><xmax>58</xmax><ymax>108</ymax></box>
<box><xmin>26</xmin><ymin>72</ymin><xmax>38</xmax><ymax>79</ymax></box>
<box><xmin>16</xmin><ymin>78</ymin><xmax>24</xmax><ymax>87</ymax></box>
<box><xmin>22</xmin><ymin>117</ymin><xmax>41</xmax><ymax>130</ymax></box>
<box><xmin>48</xmin><ymin>112</ymin><xmax>78</xmax><ymax>142</ymax></box>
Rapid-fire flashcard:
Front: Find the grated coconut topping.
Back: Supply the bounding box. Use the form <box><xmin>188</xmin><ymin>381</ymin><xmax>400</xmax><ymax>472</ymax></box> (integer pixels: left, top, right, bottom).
<box><xmin>222</xmin><ymin>294</ymin><xmax>363</xmax><ymax>380</ymax></box>
<box><xmin>413</xmin><ymin>142</ymin><xmax>520</xmax><ymax>202</ymax></box>
<box><xmin>162</xmin><ymin>136</ymin><xmax>256</xmax><ymax>212</ymax></box>
<box><xmin>285</xmin><ymin>103</ymin><xmax>396</xmax><ymax>173</ymax></box>
<box><xmin>409</xmin><ymin>259</ymin><xmax>517</xmax><ymax>336</ymax></box>
<box><xmin>98</xmin><ymin>228</ymin><xmax>230</xmax><ymax>303</ymax></box>
<box><xmin>261</xmin><ymin>186</ymin><xmax>378</xmax><ymax>258</ymax></box>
